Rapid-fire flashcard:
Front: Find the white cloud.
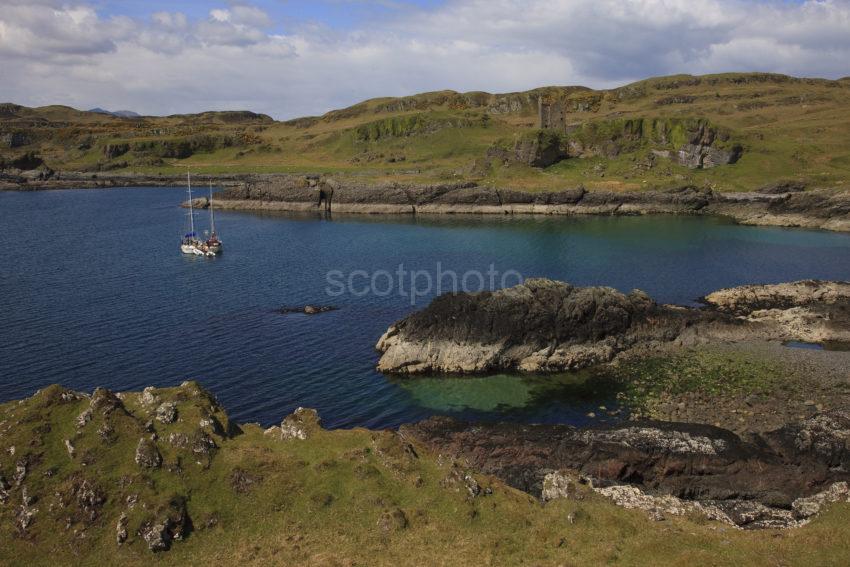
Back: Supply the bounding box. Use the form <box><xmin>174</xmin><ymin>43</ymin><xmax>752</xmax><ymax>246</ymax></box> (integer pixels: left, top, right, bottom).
<box><xmin>0</xmin><ymin>0</ymin><xmax>848</xmax><ymax>119</ymax></box>
<box><xmin>210</xmin><ymin>9</ymin><xmax>231</xmax><ymax>22</ymax></box>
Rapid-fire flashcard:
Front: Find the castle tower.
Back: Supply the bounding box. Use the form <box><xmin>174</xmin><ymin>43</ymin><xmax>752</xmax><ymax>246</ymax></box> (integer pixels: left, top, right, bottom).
<box><xmin>537</xmin><ymin>96</ymin><xmax>544</xmax><ymax>129</ymax></box>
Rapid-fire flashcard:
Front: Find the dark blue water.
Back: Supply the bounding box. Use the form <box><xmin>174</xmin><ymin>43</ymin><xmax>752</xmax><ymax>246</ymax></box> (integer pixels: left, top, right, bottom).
<box><xmin>2</xmin><ymin>187</ymin><xmax>850</xmax><ymax>428</ymax></box>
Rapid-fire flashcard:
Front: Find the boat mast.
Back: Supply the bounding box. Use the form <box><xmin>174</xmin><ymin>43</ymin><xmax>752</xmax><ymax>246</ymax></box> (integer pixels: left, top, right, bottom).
<box><xmin>209</xmin><ymin>180</ymin><xmax>216</xmax><ymax>236</ymax></box>
<box><xmin>187</xmin><ymin>170</ymin><xmax>195</xmax><ymax>237</ymax></box>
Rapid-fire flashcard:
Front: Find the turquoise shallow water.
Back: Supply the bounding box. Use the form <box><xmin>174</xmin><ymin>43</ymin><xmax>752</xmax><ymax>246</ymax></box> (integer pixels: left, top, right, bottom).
<box><xmin>2</xmin><ymin>187</ymin><xmax>850</xmax><ymax>428</ymax></box>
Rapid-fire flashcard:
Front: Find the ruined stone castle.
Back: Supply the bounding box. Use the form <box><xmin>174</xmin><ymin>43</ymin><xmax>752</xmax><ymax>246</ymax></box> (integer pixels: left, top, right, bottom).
<box><xmin>537</xmin><ymin>97</ymin><xmax>566</xmax><ymax>131</ymax></box>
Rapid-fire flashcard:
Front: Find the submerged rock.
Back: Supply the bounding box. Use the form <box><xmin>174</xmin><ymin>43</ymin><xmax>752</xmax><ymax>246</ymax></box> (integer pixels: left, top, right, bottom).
<box><xmin>277</xmin><ymin>305</ymin><xmax>338</xmax><ymax>315</ymax></box>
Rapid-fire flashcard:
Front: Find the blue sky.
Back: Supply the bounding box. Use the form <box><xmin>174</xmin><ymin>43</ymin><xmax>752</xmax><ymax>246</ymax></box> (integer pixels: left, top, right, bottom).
<box><xmin>94</xmin><ymin>0</ymin><xmax>447</xmax><ymax>31</ymax></box>
<box><xmin>1</xmin><ymin>0</ymin><xmax>848</xmax><ymax>118</ymax></box>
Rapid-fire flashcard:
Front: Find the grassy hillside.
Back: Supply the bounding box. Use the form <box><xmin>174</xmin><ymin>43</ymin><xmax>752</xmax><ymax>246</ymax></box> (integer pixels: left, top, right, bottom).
<box><xmin>2</xmin><ymin>382</ymin><xmax>850</xmax><ymax>566</ymax></box>
<box><xmin>2</xmin><ymin>72</ymin><xmax>850</xmax><ymax>192</ymax></box>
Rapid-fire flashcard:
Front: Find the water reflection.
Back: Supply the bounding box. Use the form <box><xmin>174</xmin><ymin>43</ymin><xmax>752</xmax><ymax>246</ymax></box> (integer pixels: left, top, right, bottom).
<box><xmin>393</xmin><ymin>370</ymin><xmax>624</xmax><ymax>420</ymax></box>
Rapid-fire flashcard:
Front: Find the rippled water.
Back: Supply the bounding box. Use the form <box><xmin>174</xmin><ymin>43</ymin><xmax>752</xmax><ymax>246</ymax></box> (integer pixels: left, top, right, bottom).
<box><xmin>2</xmin><ymin>187</ymin><xmax>850</xmax><ymax>428</ymax></box>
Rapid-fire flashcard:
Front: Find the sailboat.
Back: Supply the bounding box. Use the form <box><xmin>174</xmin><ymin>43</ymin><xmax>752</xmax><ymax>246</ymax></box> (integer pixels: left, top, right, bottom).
<box><xmin>181</xmin><ymin>171</ymin><xmax>213</xmax><ymax>257</ymax></box>
<box><xmin>205</xmin><ymin>181</ymin><xmax>223</xmax><ymax>254</ymax></box>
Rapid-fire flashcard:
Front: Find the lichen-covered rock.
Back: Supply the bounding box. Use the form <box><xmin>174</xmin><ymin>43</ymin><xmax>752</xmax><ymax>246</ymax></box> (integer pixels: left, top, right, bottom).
<box><xmin>76</xmin><ymin>408</ymin><xmax>92</xmax><ymax>428</ymax></box>
<box><xmin>90</xmin><ymin>387</ymin><xmax>124</xmax><ymax>414</ymax></box>
<box><xmin>264</xmin><ymin>407</ymin><xmax>322</xmax><ymax>440</ymax></box>
<box><xmin>73</xmin><ymin>479</ymin><xmax>106</xmax><ymax>523</ymax></box>
<box><xmin>138</xmin><ymin>499</ymin><xmax>189</xmax><ymax>552</ymax></box>
<box><xmin>134</xmin><ymin>438</ymin><xmax>162</xmax><ymax>469</ymax></box>
<box><xmin>141</xmin><ymin>521</ymin><xmax>170</xmax><ymax>552</ymax></box>
<box><xmin>789</xmin><ymin>411</ymin><xmax>850</xmax><ymax>468</ymax></box>
<box><xmin>579</xmin><ymin>426</ymin><xmax>728</xmax><ymax>456</ymax></box>
<box><xmin>704</xmin><ymin>280</ymin><xmax>850</xmax><ymax>315</ymax></box>
<box><xmin>16</xmin><ymin>501</ymin><xmax>37</xmax><ymax>532</ymax></box>
<box><xmin>710</xmin><ymin>500</ymin><xmax>797</xmax><ymax>529</ymax></box>
<box><xmin>792</xmin><ymin>482</ymin><xmax>850</xmax><ymax>519</ymax></box>
<box><xmin>155</xmin><ymin>402</ymin><xmax>177</xmax><ymax>424</ymax></box>
<box><xmin>702</xmin><ymin>280</ymin><xmax>850</xmax><ymax>344</ymax></box>
<box><xmin>191</xmin><ymin>432</ymin><xmax>217</xmax><ymax>465</ymax></box>
<box><xmin>541</xmin><ymin>471</ymin><xmax>583</xmax><ymax>502</ymax></box>
<box><xmin>139</xmin><ymin>386</ymin><xmax>158</xmax><ymax>407</ymax></box>
<box><xmin>167</xmin><ymin>432</ymin><xmax>190</xmax><ymax>449</ymax></box>
<box><xmin>593</xmin><ymin>484</ymin><xmax>736</xmax><ymax>525</ymax></box>
<box><xmin>116</xmin><ymin>513</ymin><xmax>128</xmax><ymax>544</ymax></box>
<box><xmin>13</xmin><ymin>459</ymin><xmax>27</xmax><ymax>486</ymax></box>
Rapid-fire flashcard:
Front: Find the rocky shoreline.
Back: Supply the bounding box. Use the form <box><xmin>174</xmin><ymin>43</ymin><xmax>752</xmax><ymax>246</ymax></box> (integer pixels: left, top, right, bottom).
<box><xmin>376</xmin><ymin>279</ymin><xmax>850</xmax><ymax>375</ymax></box>
<box><xmin>402</xmin><ymin>411</ymin><xmax>850</xmax><ymax>529</ymax></box>
<box><xmin>213</xmin><ymin>175</ymin><xmax>850</xmax><ymax>232</ymax></box>
<box><xmin>3</xmin><ymin>170</ymin><xmax>850</xmax><ymax>232</ymax></box>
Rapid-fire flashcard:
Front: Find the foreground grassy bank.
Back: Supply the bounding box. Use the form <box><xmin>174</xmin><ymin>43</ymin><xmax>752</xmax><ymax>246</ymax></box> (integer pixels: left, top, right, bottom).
<box><xmin>2</xmin><ymin>382</ymin><xmax>850</xmax><ymax>566</ymax></box>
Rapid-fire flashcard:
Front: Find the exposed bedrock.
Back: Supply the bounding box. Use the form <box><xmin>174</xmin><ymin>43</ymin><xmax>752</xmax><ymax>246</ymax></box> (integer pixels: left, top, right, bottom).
<box><xmin>703</xmin><ymin>280</ymin><xmax>850</xmax><ymax>344</ymax></box>
<box><xmin>376</xmin><ymin>279</ymin><xmax>850</xmax><ymax>375</ymax></box>
<box><xmin>401</xmin><ymin>410</ymin><xmax>850</xmax><ymax>528</ymax></box>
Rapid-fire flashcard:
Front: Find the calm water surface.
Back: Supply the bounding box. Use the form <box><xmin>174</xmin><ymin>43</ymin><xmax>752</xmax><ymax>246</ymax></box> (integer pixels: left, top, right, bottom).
<box><xmin>2</xmin><ymin>187</ymin><xmax>850</xmax><ymax>428</ymax></box>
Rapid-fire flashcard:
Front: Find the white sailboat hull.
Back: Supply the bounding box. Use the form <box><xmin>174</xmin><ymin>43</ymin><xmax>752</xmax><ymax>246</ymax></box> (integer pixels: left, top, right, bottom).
<box><xmin>181</xmin><ymin>174</ymin><xmax>221</xmax><ymax>257</ymax></box>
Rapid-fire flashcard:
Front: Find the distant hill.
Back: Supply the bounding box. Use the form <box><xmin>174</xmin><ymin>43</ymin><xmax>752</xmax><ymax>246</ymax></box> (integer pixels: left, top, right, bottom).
<box><xmin>2</xmin><ymin>72</ymin><xmax>849</xmax><ymax>192</ymax></box>
<box><xmin>88</xmin><ymin>107</ymin><xmax>141</xmax><ymax>118</ymax></box>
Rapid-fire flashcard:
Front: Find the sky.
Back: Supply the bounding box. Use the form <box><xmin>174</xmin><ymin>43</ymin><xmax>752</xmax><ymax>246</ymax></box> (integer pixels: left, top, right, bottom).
<box><xmin>1</xmin><ymin>0</ymin><xmax>848</xmax><ymax>119</ymax></box>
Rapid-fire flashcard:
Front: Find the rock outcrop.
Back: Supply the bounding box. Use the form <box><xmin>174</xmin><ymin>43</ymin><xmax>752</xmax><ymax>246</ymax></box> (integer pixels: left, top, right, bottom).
<box><xmin>376</xmin><ymin>279</ymin><xmax>688</xmax><ymax>374</ymax></box>
<box><xmin>376</xmin><ymin>279</ymin><xmax>850</xmax><ymax>375</ymax></box>
<box><xmin>486</xmin><ymin>129</ymin><xmax>564</xmax><ymax>167</ymax></box>
<box><xmin>264</xmin><ymin>407</ymin><xmax>322</xmax><ymax>440</ymax></box>
<box><xmin>402</xmin><ymin>412</ymin><xmax>850</xmax><ymax>528</ymax></box>
<box><xmin>676</xmin><ymin>142</ymin><xmax>742</xmax><ymax>169</ymax></box>
<box><xmin>134</xmin><ymin>437</ymin><xmax>162</xmax><ymax>469</ymax></box>
<box><xmin>703</xmin><ymin>280</ymin><xmax>850</xmax><ymax>343</ymax></box>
